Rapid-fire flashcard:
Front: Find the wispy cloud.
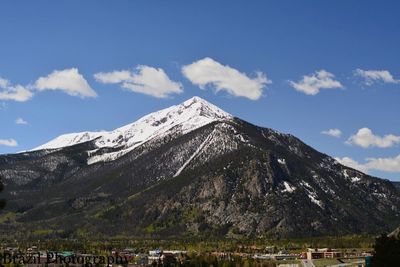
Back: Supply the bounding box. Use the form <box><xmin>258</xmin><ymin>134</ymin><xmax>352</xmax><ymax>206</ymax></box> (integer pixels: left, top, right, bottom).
<box><xmin>182</xmin><ymin>57</ymin><xmax>271</xmax><ymax>100</ymax></box>
<box><xmin>95</xmin><ymin>65</ymin><xmax>183</xmax><ymax>98</ymax></box>
<box><xmin>15</xmin><ymin>117</ymin><xmax>28</xmax><ymax>125</ymax></box>
<box><xmin>354</xmin><ymin>69</ymin><xmax>400</xmax><ymax>85</ymax></box>
<box><xmin>35</xmin><ymin>68</ymin><xmax>97</xmax><ymax>98</ymax></box>
<box><xmin>347</xmin><ymin>128</ymin><xmax>400</xmax><ymax>148</ymax></box>
<box><xmin>0</xmin><ymin>139</ymin><xmax>18</xmax><ymax>147</ymax></box>
<box><xmin>321</xmin><ymin>128</ymin><xmax>342</xmax><ymax>138</ymax></box>
<box><xmin>0</xmin><ymin>77</ymin><xmax>33</xmax><ymax>102</ymax></box>
<box><xmin>336</xmin><ymin>154</ymin><xmax>400</xmax><ymax>173</ymax></box>
<box><xmin>289</xmin><ymin>70</ymin><xmax>343</xmax><ymax>95</ymax></box>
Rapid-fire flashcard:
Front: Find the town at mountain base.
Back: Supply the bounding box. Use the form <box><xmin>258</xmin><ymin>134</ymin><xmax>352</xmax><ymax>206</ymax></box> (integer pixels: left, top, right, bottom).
<box><xmin>0</xmin><ymin>97</ymin><xmax>399</xmax><ymax>240</ymax></box>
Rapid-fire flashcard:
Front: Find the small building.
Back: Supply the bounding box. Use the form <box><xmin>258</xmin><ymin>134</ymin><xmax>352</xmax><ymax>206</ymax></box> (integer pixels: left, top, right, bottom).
<box><xmin>306</xmin><ymin>248</ymin><xmax>343</xmax><ymax>260</ymax></box>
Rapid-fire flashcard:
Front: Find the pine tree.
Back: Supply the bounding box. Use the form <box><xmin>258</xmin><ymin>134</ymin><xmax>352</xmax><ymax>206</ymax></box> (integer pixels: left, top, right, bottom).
<box><xmin>372</xmin><ymin>234</ymin><xmax>400</xmax><ymax>267</ymax></box>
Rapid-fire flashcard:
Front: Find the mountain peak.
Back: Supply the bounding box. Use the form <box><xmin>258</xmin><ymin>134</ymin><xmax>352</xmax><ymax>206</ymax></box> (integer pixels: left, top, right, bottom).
<box><xmin>184</xmin><ymin>95</ymin><xmax>204</xmax><ymax>102</ymax></box>
<box><xmin>32</xmin><ymin>96</ymin><xmax>232</xmax><ymax>158</ymax></box>
<box><xmin>182</xmin><ymin>96</ymin><xmax>212</xmax><ymax>106</ymax></box>
<box><xmin>180</xmin><ymin>96</ymin><xmax>231</xmax><ymax>120</ymax></box>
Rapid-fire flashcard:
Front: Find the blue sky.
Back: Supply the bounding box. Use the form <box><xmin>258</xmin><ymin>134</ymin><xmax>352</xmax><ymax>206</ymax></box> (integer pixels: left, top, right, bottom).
<box><xmin>0</xmin><ymin>1</ymin><xmax>399</xmax><ymax>181</ymax></box>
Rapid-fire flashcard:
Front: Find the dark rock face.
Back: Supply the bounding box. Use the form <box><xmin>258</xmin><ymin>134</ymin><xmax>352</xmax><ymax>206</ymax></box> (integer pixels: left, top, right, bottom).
<box><xmin>1</xmin><ymin>118</ymin><xmax>400</xmax><ymax>240</ymax></box>
<box><xmin>393</xmin><ymin>182</ymin><xmax>400</xmax><ymax>192</ymax></box>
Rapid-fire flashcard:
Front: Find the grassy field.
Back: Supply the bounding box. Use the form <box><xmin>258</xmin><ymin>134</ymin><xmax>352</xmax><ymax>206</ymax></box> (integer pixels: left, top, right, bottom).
<box><xmin>313</xmin><ymin>258</ymin><xmax>365</xmax><ymax>267</ymax></box>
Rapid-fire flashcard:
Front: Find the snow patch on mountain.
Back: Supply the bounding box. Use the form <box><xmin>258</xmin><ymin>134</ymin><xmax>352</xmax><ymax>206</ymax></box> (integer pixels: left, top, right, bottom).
<box><xmin>173</xmin><ymin>129</ymin><xmax>215</xmax><ymax>177</ymax></box>
<box><xmin>33</xmin><ymin>132</ymin><xmax>104</xmax><ymax>151</ymax></box>
<box><xmin>282</xmin><ymin>181</ymin><xmax>296</xmax><ymax>193</ymax></box>
<box><xmin>300</xmin><ymin>180</ymin><xmax>323</xmax><ymax>208</ymax></box>
<box><xmin>277</xmin><ymin>158</ymin><xmax>286</xmax><ymax>165</ymax></box>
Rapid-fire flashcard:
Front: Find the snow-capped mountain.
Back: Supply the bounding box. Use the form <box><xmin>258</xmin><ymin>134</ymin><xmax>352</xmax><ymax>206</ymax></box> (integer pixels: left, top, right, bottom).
<box><xmin>33</xmin><ymin>96</ymin><xmax>232</xmax><ymax>164</ymax></box>
<box><xmin>1</xmin><ymin>96</ymin><xmax>400</xmax><ymax>240</ymax></box>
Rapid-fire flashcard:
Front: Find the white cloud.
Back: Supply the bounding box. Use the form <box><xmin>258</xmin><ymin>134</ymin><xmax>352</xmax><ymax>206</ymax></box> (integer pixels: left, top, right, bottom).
<box><xmin>0</xmin><ymin>139</ymin><xmax>18</xmax><ymax>147</ymax></box>
<box><xmin>93</xmin><ymin>70</ymin><xmax>131</xmax><ymax>84</ymax></box>
<box><xmin>0</xmin><ymin>77</ymin><xmax>33</xmax><ymax>102</ymax></box>
<box><xmin>182</xmin><ymin>57</ymin><xmax>270</xmax><ymax>100</ymax></box>
<box><xmin>321</xmin><ymin>128</ymin><xmax>342</xmax><ymax>138</ymax></box>
<box><xmin>15</xmin><ymin>118</ymin><xmax>28</xmax><ymax>125</ymax></box>
<box><xmin>336</xmin><ymin>154</ymin><xmax>400</xmax><ymax>173</ymax></box>
<box><xmin>1</xmin><ymin>69</ymin><xmax>95</xmax><ymax>102</ymax></box>
<box><xmin>94</xmin><ymin>65</ymin><xmax>183</xmax><ymax>98</ymax></box>
<box><xmin>35</xmin><ymin>68</ymin><xmax>97</xmax><ymax>98</ymax></box>
<box><xmin>289</xmin><ymin>70</ymin><xmax>343</xmax><ymax>95</ymax></box>
<box><xmin>364</xmin><ymin>155</ymin><xmax>400</xmax><ymax>173</ymax></box>
<box><xmin>347</xmin><ymin>128</ymin><xmax>400</xmax><ymax>148</ymax></box>
<box><xmin>354</xmin><ymin>69</ymin><xmax>400</xmax><ymax>85</ymax></box>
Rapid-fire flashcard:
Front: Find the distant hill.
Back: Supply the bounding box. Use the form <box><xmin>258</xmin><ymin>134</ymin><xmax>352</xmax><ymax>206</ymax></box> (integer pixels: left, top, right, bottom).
<box><xmin>1</xmin><ymin>97</ymin><xmax>400</xmax><ymax>240</ymax></box>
